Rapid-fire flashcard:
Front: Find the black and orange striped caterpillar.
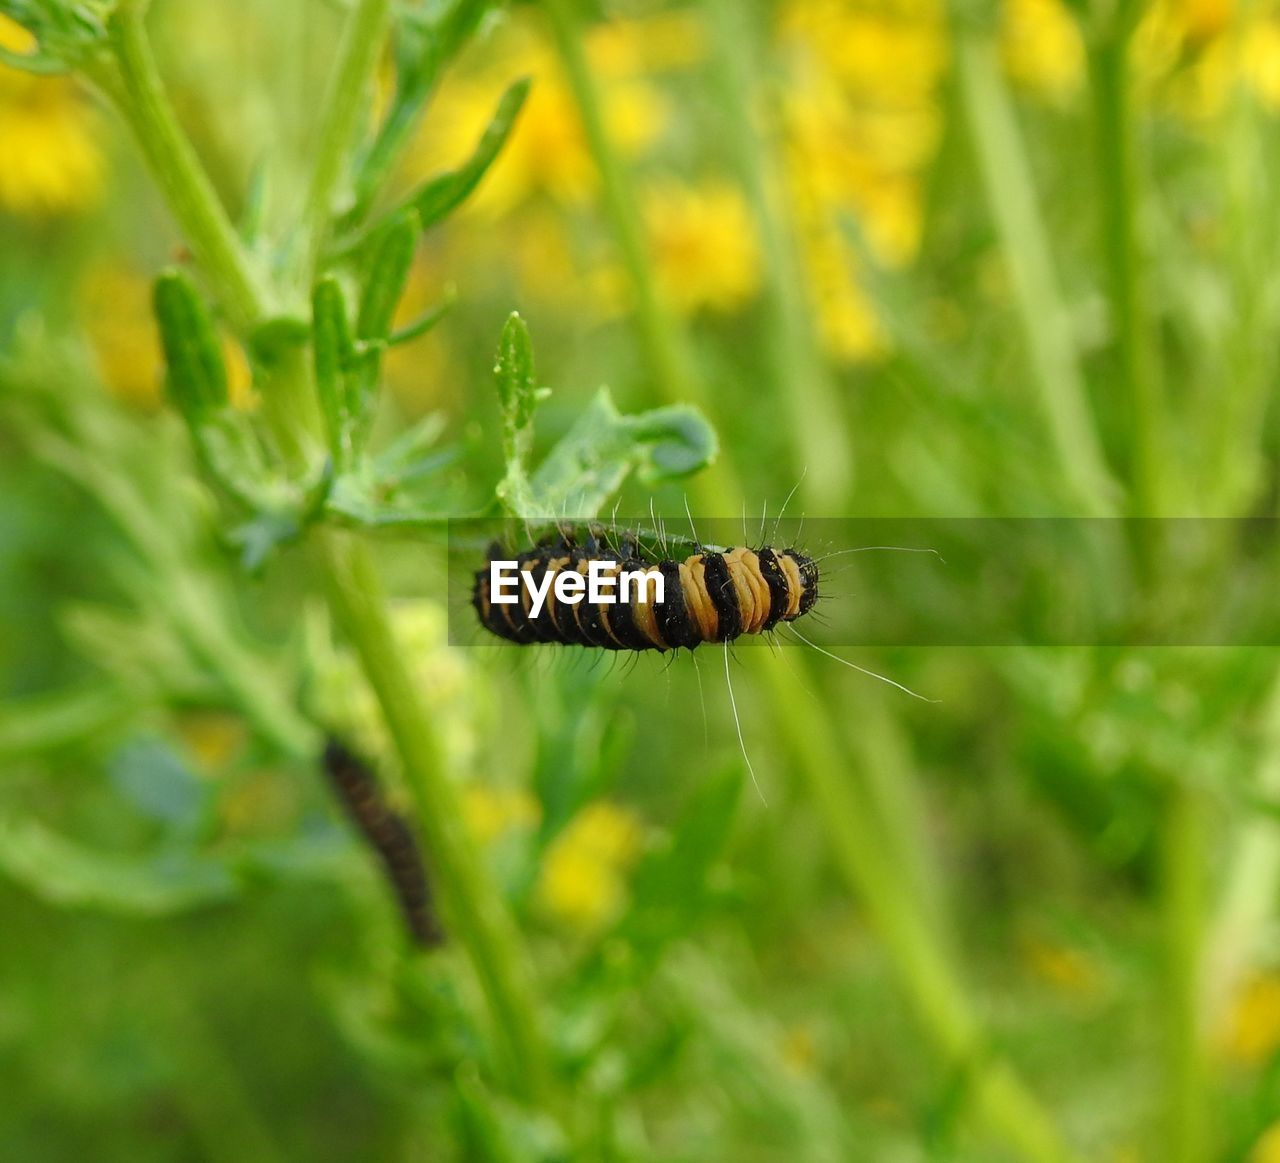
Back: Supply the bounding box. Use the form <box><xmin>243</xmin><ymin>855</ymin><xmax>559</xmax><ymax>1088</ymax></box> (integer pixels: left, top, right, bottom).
<box><xmin>471</xmin><ymin>526</ymin><xmax>820</xmax><ymax>652</ymax></box>
<box><xmin>322</xmin><ymin>738</ymin><xmax>443</xmax><ymax>948</ymax></box>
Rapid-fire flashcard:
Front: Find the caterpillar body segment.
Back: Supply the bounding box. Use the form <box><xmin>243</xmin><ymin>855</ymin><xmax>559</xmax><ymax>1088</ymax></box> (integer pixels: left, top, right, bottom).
<box><xmin>471</xmin><ymin>528</ymin><xmax>820</xmax><ymax>652</ymax></box>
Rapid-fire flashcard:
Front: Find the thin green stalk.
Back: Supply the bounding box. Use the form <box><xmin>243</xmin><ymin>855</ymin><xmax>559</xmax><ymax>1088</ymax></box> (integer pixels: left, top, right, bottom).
<box><xmin>1089</xmin><ymin>14</ymin><xmax>1163</xmax><ymax>518</ymax></box>
<box><xmin>1204</xmin><ymin>669</ymin><xmax>1280</xmax><ymax>1027</ymax></box>
<box><xmin>541</xmin><ymin>0</ymin><xmax>692</xmax><ymax>407</ymax></box>
<box><xmin>105</xmin><ymin>6</ymin><xmax>269</xmax><ymax>332</ymax></box>
<box><xmin>1206</xmin><ymin>65</ymin><xmax>1275</xmax><ymax>514</ymax></box>
<box><xmin>301</xmin><ymin>0</ymin><xmax>392</xmax><ymax>275</ymax></box>
<box><xmin>318</xmin><ymin>529</ymin><xmax>550</xmax><ymax>1098</ymax></box>
<box><xmin>702</xmin><ymin>0</ymin><xmax>853</xmax><ymax>510</ymax></box>
<box><xmin>954</xmin><ymin>34</ymin><xmax>1118</xmax><ymax>519</ymax></box>
<box><xmin>539</xmin><ymin>0</ymin><xmax>735</xmax><ymax>516</ymax></box>
<box><xmin>1160</xmin><ymin>780</ymin><xmax>1208</xmax><ymax>1163</ymax></box>
<box><xmin>760</xmin><ymin>651</ymin><xmax>1078</xmax><ymax>1163</ymax></box>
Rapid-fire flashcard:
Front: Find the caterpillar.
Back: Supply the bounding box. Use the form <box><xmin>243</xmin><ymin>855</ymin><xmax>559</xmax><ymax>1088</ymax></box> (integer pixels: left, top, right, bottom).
<box><xmin>470</xmin><ymin>526</ymin><xmax>820</xmax><ymax>652</ymax></box>
<box><xmin>322</xmin><ymin>737</ymin><xmax>443</xmax><ymax>948</ymax></box>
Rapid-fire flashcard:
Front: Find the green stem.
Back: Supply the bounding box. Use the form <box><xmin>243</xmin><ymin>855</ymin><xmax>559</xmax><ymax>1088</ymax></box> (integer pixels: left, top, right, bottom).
<box><xmin>1205</xmin><ymin>66</ymin><xmax>1274</xmax><ymax>514</ymax></box>
<box><xmin>541</xmin><ymin>0</ymin><xmax>691</xmax><ymax>406</ymax></box>
<box><xmin>760</xmin><ymin>651</ymin><xmax>1078</xmax><ymax>1163</ymax></box>
<box><xmin>105</xmin><ymin>6</ymin><xmax>269</xmax><ymax>332</ymax></box>
<box><xmin>1160</xmin><ymin>780</ymin><xmax>1208</xmax><ymax>1163</ymax></box>
<box><xmin>1090</xmin><ymin>16</ymin><xmax>1163</xmax><ymax>518</ymax></box>
<box><xmin>955</xmin><ymin>33</ymin><xmax>1118</xmax><ymax>518</ymax></box>
<box><xmin>1204</xmin><ymin>670</ymin><xmax>1280</xmax><ymax>1027</ymax></box>
<box><xmin>317</xmin><ymin>529</ymin><xmax>549</xmax><ymax>1098</ymax></box>
<box><xmin>701</xmin><ymin>0</ymin><xmax>853</xmax><ymax>510</ymax></box>
<box><xmin>301</xmin><ymin>0</ymin><xmax>393</xmax><ymax>278</ymax></box>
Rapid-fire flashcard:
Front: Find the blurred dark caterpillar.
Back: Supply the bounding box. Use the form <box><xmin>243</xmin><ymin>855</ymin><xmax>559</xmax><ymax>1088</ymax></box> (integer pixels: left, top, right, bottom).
<box><xmin>322</xmin><ymin>737</ymin><xmax>443</xmax><ymax>948</ymax></box>
<box><xmin>471</xmin><ymin>526</ymin><xmax>819</xmax><ymax>651</ymax></box>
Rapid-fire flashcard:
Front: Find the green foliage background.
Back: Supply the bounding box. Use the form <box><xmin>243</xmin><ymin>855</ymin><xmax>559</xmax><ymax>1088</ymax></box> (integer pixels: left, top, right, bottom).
<box><xmin>3</xmin><ymin>0</ymin><xmax>1280</xmax><ymax>1160</ymax></box>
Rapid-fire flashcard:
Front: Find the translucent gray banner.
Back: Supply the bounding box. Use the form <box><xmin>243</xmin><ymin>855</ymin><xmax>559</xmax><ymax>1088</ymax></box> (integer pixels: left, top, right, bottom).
<box><xmin>446</xmin><ymin>518</ymin><xmax>1280</xmax><ymax>647</ymax></box>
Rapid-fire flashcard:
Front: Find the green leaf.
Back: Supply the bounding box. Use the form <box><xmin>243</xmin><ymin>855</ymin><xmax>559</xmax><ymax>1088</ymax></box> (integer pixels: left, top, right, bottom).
<box><xmin>0</xmin><ymin>686</ymin><xmax>130</xmax><ymax>761</ymax></box>
<box><xmin>312</xmin><ymin>277</ymin><xmax>357</xmax><ymax>468</ymax></box>
<box><xmin>0</xmin><ymin>43</ymin><xmax>65</xmax><ymax>73</ymax></box>
<box><xmin>0</xmin><ymin>817</ymin><xmax>238</xmax><ymax>916</ymax></box>
<box><xmin>526</xmin><ymin>389</ymin><xmax>717</xmax><ymax>518</ymax></box>
<box><xmin>407</xmin><ymin>76</ymin><xmax>530</xmax><ymax>229</ymax></box>
<box><xmin>357</xmin><ymin>209</ymin><xmax>419</xmax><ymax>341</ymax></box>
<box><xmin>154</xmin><ymin>269</ymin><xmax>228</xmax><ymax>419</ymax></box>
<box><xmin>341</xmin><ymin>0</ymin><xmax>496</xmax><ymax>230</ymax></box>
<box><xmin>496</xmin><ymin>312</ymin><xmax>540</xmax><ymax>459</ymax></box>
<box><xmin>494</xmin><ymin>312</ymin><xmax>548</xmax><ymax>516</ymax></box>
<box><xmin>388</xmin><ymin>285</ymin><xmax>456</xmax><ymax>347</ymax></box>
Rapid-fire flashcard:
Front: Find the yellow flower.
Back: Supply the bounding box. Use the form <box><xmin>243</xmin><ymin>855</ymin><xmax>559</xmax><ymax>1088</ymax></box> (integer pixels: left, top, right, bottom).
<box><xmin>463</xmin><ymin>785</ymin><xmax>541</xmax><ymax>846</ymax></box>
<box><xmin>999</xmin><ymin>0</ymin><xmax>1086</xmax><ymax>101</ymax></box>
<box><xmin>1243</xmin><ymin>19</ymin><xmax>1280</xmax><ymax>111</ymax></box>
<box><xmin>0</xmin><ymin>17</ymin><xmax>103</xmax><ymax>217</ymax></box>
<box><xmin>1221</xmin><ymin>972</ymin><xmax>1280</xmax><ymax>1068</ymax></box>
<box><xmin>535</xmin><ymin>800</ymin><xmax>643</xmax><ymax>932</ymax></box>
<box><xmin>587</xmin><ymin>10</ymin><xmax>708</xmax><ymax>76</ymax></box>
<box><xmin>641</xmin><ymin>178</ymin><xmax>761</xmax><ymax>316</ymax></box>
<box><xmin>775</xmin><ymin>1</ymin><xmax>946</xmax><ymax>363</ymax></box>
<box><xmin>1132</xmin><ymin>0</ymin><xmax>1280</xmax><ymax>123</ymax></box>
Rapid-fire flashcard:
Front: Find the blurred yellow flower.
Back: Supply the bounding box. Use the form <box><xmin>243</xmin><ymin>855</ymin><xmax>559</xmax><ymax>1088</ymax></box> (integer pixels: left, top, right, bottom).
<box><xmin>999</xmin><ymin>0</ymin><xmax>1085</xmax><ymax>101</ymax></box>
<box><xmin>587</xmin><ymin>10</ymin><xmax>708</xmax><ymax>76</ymax></box>
<box><xmin>535</xmin><ymin>800</ymin><xmax>643</xmax><ymax>932</ymax></box>
<box><xmin>1133</xmin><ymin>0</ymin><xmax>1280</xmax><ymax>122</ymax></box>
<box><xmin>1243</xmin><ymin>18</ymin><xmax>1280</xmax><ymax>110</ymax></box>
<box><xmin>1221</xmin><ymin>972</ymin><xmax>1280</xmax><ymax>1068</ymax></box>
<box><xmin>1251</xmin><ymin>1121</ymin><xmax>1280</xmax><ymax>1163</ymax></box>
<box><xmin>1019</xmin><ymin>932</ymin><xmax>1103</xmax><ymax>998</ymax></box>
<box><xmin>641</xmin><ymin>178</ymin><xmax>761</xmax><ymax>316</ymax></box>
<box><xmin>409</xmin><ymin>14</ymin><xmax>671</xmax><ymax>218</ymax></box>
<box><xmin>177</xmin><ymin>711</ymin><xmax>248</xmax><ymax>774</ymax></box>
<box><xmin>463</xmin><ymin>785</ymin><xmax>541</xmax><ymax>846</ymax></box>
<box><xmin>775</xmin><ymin>1</ymin><xmax>946</xmax><ymax>363</ymax></box>
<box><xmin>0</xmin><ymin>16</ymin><xmax>103</xmax><ymax>217</ymax></box>
<box><xmin>80</xmin><ymin>265</ymin><xmax>163</xmax><ymax>409</ymax></box>
<box><xmin>1180</xmin><ymin>0</ymin><xmax>1236</xmax><ymax>44</ymax></box>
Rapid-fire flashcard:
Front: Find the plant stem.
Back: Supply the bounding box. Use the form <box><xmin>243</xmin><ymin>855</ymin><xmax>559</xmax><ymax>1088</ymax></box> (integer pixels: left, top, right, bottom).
<box><xmin>1160</xmin><ymin>779</ymin><xmax>1208</xmax><ymax>1163</ymax></box>
<box><xmin>317</xmin><ymin>528</ymin><xmax>549</xmax><ymax>1098</ymax></box>
<box><xmin>106</xmin><ymin>6</ymin><xmax>269</xmax><ymax>333</ymax></box>
<box><xmin>954</xmin><ymin>34</ymin><xmax>1118</xmax><ymax>519</ymax></box>
<box><xmin>94</xmin><ymin>9</ymin><xmax>547</xmax><ymax>1086</ymax></box>
<box><xmin>701</xmin><ymin>0</ymin><xmax>853</xmax><ymax>510</ymax></box>
<box><xmin>1089</xmin><ymin>13</ymin><xmax>1163</xmax><ymax>518</ymax></box>
<box><xmin>760</xmin><ymin>651</ymin><xmax>1078</xmax><ymax>1163</ymax></box>
<box><xmin>539</xmin><ymin>0</ymin><xmax>734</xmax><ymax>516</ymax></box>
<box><xmin>540</xmin><ymin>0</ymin><xmax>692</xmax><ymax>408</ymax></box>
<box><xmin>301</xmin><ymin>0</ymin><xmax>392</xmax><ymax>277</ymax></box>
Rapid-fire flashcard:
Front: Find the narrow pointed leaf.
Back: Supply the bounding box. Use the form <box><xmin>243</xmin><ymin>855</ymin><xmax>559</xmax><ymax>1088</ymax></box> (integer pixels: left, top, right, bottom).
<box><xmin>153</xmin><ymin>269</ymin><xmax>228</xmax><ymax>418</ymax></box>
